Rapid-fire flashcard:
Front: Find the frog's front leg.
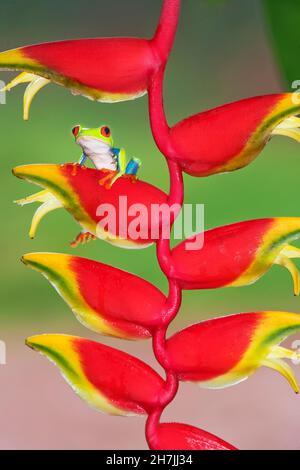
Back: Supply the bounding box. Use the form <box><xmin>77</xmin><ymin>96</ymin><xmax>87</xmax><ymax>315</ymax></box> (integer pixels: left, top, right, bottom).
<box><xmin>70</xmin><ymin>230</ymin><xmax>97</xmax><ymax>248</ymax></box>
<box><xmin>98</xmin><ymin>148</ymin><xmax>127</xmax><ymax>189</ymax></box>
<box><xmin>78</xmin><ymin>153</ymin><xmax>87</xmax><ymax>166</ymax></box>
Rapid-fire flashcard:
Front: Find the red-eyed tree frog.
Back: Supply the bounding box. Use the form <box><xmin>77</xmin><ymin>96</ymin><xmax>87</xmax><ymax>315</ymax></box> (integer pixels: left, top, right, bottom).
<box><xmin>15</xmin><ymin>124</ymin><xmax>141</xmax><ymax>248</ymax></box>
<box><xmin>72</xmin><ymin>124</ymin><xmax>141</xmax><ymax>188</ymax></box>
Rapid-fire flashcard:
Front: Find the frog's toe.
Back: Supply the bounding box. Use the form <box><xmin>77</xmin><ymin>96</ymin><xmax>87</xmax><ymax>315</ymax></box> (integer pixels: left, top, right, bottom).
<box><xmin>125</xmin><ymin>174</ymin><xmax>138</xmax><ymax>184</ymax></box>
<box><xmin>70</xmin><ymin>231</ymin><xmax>96</xmax><ymax>248</ymax></box>
<box><xmin>98</xmin><ymin>170</ymin><xmax>118</xmax><ymax>188</ymax></box>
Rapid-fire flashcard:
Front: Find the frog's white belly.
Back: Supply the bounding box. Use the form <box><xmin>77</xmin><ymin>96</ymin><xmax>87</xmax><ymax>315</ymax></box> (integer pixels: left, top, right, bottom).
<box><xmin>88</xmin><ymin>152</ymin><xmax>117</xmax><ymax>171</ymax></box>
<box><xmin>77</xmin><ymin>136</ymin><xmax>117</xmax><ymax>171</ymax></box>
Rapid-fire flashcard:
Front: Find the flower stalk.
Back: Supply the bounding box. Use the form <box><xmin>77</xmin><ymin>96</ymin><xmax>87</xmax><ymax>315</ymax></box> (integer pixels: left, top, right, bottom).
<box><xmin>12</xmin><ymin>0</ymin><xmax>300</xmax><ymax>450</ymax></box>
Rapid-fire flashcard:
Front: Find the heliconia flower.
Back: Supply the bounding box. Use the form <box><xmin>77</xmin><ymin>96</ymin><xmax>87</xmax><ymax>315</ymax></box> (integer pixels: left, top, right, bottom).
<box><xmin>26</xmin><ymin>334</ymin><xmax>165</xmax><ymax>416</ymax></box>
<box><xmin>13</xmin><ymin>163</ymin><xmax>170</xmax><ymax>248</ymax></box>
<box><xmin>149</xmin><ymin>80</ymin><xmax>300</xmax><ymax>177</ymax></box>
<box><xmin>0</xmin><ymin>0</ymin><xmax>180</xmax><ymax>119</ymax></box>
<box><xmin>22</xmin><ymin>252</ymin><xmax>166</xmax><ymax>340</ymax></box>
<box><xmin>169</xmin><ymin>217</ymin><xmax>300</xmax><ymax>294</ymax></box>
<box><xmin>149</xmin><ymin>422</ymin><xmax>237</xmax><ymax>450</ymax></box>
<box><xmin>165</xmin><ymin>311</ymin><xmax>300</xmax><ymax>392</ymax></box>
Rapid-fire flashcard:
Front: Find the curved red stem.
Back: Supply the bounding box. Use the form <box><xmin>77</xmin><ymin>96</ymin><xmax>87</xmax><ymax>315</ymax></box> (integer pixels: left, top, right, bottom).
<box><xmin>156</xmin><ymin>159</ymin><xmax>184</xmax><ymax>276</ymax></box>
<box><xmin>145</xmin><ymin>370</ymin><xmax>178</xmax><ymax>449</ymax></box>
<box><xmin>168</xmin><ymin>158</ymin><xmax>184</xmax><ymax>207</ymax></box>
<box><xmin>152</xmin><ymin>0</ymin><xmax>181</xmax><ymax>64</ymax></box>
<box><xmin>144</xmin><ymin>0</ymin><xmax>184</xmax><ymax>450</ymax></box>
<box><xmin>148</xmin><ymin>66</ymin><xmax>173</xmax><ymax>158</ymax></box>
<box><xmin>146</xmin><ymin>79</ymin><xmax>184</xmax><ymax>448</ymax></box>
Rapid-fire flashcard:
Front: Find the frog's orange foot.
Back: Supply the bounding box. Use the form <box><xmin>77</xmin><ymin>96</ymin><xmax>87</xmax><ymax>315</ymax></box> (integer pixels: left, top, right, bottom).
<box><xmin>71</xmin><ymin>163</ymin><xmax>82</xmax><ymax>177</ymax></box>
<box><xmin>124</xmin><ymin>174</ymin><xmax>138</xmax><ymax>184</ymax></box>
<box><xmin>98</xmin><ymin>170</ymin><xmax>118</xmax><ymax>189</ymax></box>
<box><xmin>70</xmin><ymin>231</ymin><xmax>96</xmax><ymax>248</ymax></box>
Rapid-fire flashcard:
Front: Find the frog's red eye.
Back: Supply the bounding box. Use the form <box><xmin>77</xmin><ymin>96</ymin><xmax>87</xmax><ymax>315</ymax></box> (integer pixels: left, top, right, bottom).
<box><xmin>72</xmin><ymin>126</ymin><xmax>80</xmax><ymax>137</ymax></box>
<box><xmin>101</xmin><ymin>126</ymin><xmax>111</xmax><ymax>138</ymax></box>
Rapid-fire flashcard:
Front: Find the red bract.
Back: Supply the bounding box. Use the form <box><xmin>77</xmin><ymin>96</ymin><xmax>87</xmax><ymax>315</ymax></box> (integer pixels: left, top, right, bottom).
<box><xmin>22</xmin><ymin>252</ymin><xmax>166</xmax><ymax>339</ymax></box>
<box><xmin>13</xmin><ymin>163</ymin><xmax>173</xmax><ymax>248</ymax></box>
<box><xmin>149</xmin><ymin>72</ymin><xmax>300</xmax><ymax>176</ymax></box>
<box><xmin>0</xmin><ymin>0</ymin><xmax>180</xmax><ymax>119</ymax></box>
<box><xmin>149</xmin><ymin>423</ymin><xmax>237</xmax><ymax>450</ymax></box>
<box><xmin>26</xmin><ymin>334</ymin><xmax>165</xmax><ymax>416</ymax></box>
<box><xmin>166</xmin><ymin>311</ymin><xmax>300</xmax><ymax>392</ymax></box>
<box><xmin>169</xmin><ymin>217</ymin><xmax>300</xmax><ymax>294</ymax></box>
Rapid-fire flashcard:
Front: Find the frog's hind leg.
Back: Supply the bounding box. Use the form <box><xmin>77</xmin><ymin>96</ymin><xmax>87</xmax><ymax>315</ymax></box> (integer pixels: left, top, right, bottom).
<box><xmin>272</xmin><ymin>116</ymin><xmax>300</xmax><ymax>143</ymax></box>
<box><xmin>70</xmin><ymin>230</ymin><xmax>96</xmax><ymax>248</ymax></box>
<box><xmin>275</xmin><ymin>245</ymin><xmax>300</xmax><ymax>296</ymax></box>
<box><xmin>98</xmin><ymin>169</ymin><xmax>118</xmax><ymax>189</ymax></box>
<box><xmin>1</xmin><ymin>72</ymin><xmax>50</xmax><ymax>120</ymax></box>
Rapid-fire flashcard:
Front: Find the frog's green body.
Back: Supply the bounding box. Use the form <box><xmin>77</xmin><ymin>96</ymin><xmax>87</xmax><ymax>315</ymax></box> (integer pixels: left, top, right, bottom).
<box><xmin>72</xmin><ymin>124</ymin><xmax>141</xmax><ymax>187</ymax></box>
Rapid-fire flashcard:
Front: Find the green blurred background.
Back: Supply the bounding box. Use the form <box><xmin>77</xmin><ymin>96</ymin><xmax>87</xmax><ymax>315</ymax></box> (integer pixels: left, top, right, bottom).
<box><xmin>1</xmin><ymin>0</ymin><xmax>300</xmax><ymax>450</ymax></box>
